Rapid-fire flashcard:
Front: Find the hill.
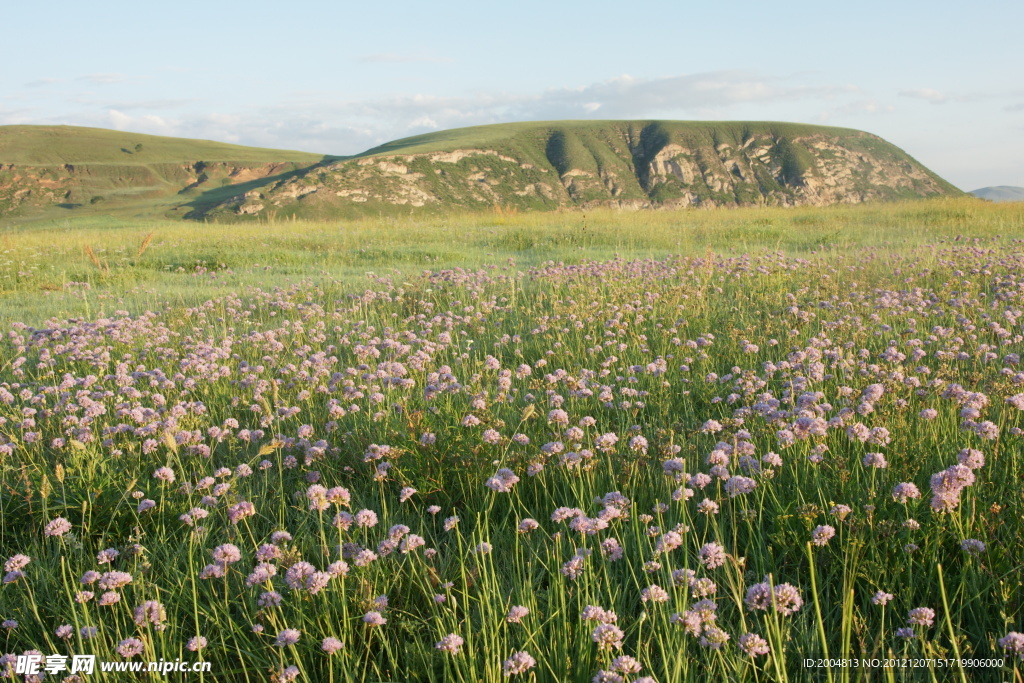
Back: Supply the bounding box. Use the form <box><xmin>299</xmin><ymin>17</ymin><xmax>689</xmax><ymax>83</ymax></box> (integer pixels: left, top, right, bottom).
<box><xmin>969</xmin><ymin>186</ymin><xmax>1024</xmax><ymax>202</ymax></box>
<box><xmin>0</xmin><ymin>125</ymin><xmax>328</xmax><ymax>220</ymax></box>
<box><xmin>201</xmin><ymin>120</ymin><xmax>963</xmax><ymax>220</ymax></box>
<box><xmin>0</xmin><ymin>121</ymin><xmax>962</xmax><ymax>223</ymax></box>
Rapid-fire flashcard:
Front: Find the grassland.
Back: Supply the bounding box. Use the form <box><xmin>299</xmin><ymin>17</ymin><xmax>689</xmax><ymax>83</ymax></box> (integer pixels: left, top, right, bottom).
<box><xmin>1</xmin><ymin>198</ymin><xmax>1023</xmax><ymax>682</ymax></box>
<box><xmin>0</xmin><ymin>198</ymin><xmax>1017</xmax><ymax>325</ymax></box>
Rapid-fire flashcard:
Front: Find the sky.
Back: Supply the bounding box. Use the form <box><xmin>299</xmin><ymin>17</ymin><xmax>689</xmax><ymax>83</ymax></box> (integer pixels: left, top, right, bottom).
<box><xmin>3</xmin><ymin>0</ymin><xmax>1022</xmax><ymax>190</ymax></box>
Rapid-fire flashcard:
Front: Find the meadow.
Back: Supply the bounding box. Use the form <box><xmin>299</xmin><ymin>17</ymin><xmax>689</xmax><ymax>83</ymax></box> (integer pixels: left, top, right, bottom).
<box><xmin>0</xmin><ymin>198</ymin><xmax>1023</xmax><ymax>682</ymax></box>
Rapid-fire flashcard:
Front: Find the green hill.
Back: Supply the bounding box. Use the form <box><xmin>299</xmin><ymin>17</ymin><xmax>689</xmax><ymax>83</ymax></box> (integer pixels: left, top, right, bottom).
<box><xmin>969</xmin><ymin>186</ymin><xmax>1024</xmax><ymax>203</ymax></box>
<box><xmin>0</xmin><ymin>125</ymin><xmax>327</xmax><ymax>221</ymax></box>
<box><xmin>203</xmin><ymin>120</ymin><xmax>962</xmax><ymax>220</ymax></box>
<box><xmin>0</xmin><ymin>121</ymin><xmax>963</xmax><ymax>223</ymax></box>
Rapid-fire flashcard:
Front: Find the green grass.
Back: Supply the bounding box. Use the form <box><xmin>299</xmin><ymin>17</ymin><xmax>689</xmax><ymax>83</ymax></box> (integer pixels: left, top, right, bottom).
<box><xmin>0</xmin><ymin>125</ymin><xmax>325</xmax><ymax>165</ymax></box>
<box><xmin>357</xmin><ymin>120</ymin><xmax>861</xmax><ymax>159</ymax></box>
<box><xmin>0</xmin><ymin>198</ymin><xmax>1019</xmax><ymax>326</ymax></box>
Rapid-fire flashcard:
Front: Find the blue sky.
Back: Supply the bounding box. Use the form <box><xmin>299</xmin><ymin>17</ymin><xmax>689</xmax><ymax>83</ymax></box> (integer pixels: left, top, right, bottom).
<box><xmin>3</xmin><ymin>0</ymin><xmax>1022</xmax><ymax>189</ymax></box>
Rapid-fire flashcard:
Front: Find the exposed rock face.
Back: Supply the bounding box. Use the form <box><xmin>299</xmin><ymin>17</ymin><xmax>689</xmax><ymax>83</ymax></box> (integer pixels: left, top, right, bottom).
<box><xmin>199</xmin><ymin>121</ymin><xmax>959</xmax><ymax>220</ymax></box>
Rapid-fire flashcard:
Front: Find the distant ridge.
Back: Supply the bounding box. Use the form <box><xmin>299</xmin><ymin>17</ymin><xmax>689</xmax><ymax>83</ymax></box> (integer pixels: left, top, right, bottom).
<box><xmin>0</xmin><ymin>125</ymin><xmax>327</xmax><ymax>221</ymax></box>
<box><xmin>969</xmin><ymin>186</ymin><xmax>1024</xmax><ymax>203</ymax></box>
<box><xmin>0</xmin><ymin>121</ymin><xmax>962</xmax><ymax>222</ymax></box>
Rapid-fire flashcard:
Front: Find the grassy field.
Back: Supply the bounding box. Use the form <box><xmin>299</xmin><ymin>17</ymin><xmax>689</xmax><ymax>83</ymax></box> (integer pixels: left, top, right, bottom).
<box><xmin>1</xmin><ymin>198</ymin><xmax>1018</xmax><ymax>325</ymax></box>
<box><xmin>0</xmin><ymin>198</ymin><xmax>1023</xmax><ymax>682</ymax></box>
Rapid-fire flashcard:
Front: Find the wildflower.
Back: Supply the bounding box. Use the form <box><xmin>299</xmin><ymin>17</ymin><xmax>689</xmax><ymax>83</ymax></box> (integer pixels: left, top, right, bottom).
<box><xmin>228</xmin><ymin>500</ymin><xmax>256</xmax><ymax>524</ymax></box>
<box><xmin>892</xmin><ymin>482</ymin><xmax>922</xmax><ymax>503</ymax></box>
<box><xmin>641</xmin><ymin>584</ymin><xmax>670</xmax><ymax>603</ymax></box>
<box><xmin>485</xmin><ymin>468</ymin><xmax>520</xmax><ymax>493</ymax></box>
<box><xmin>117</xmin><ymin>637</ymin><xmax>146</xmax><ymax>658</ymax></box>
<box><xmin>872</xmin><ymin>591</ymin><xmax>894</xmax><ymax>606</ymax></box>
<box><xmin>503</xmin><ymin>651</ymin><xmax>537</xmax><ymax>676</ymax></box>
<box><xmin>99</xmin><ymin>591</ymin><xmax>122</xmax><ymax>605</ymax></box>
<box><xmin>581</xmin><ymin>605</ymin><xmax>618</xmax><ymax>623</ymax></box>
<box><xmin>56</xmin><ymin>624</ymin><xmax>74</xmax><ymax>640</ymax></box>
<box><xmin>212</xmin><ymin>544</ymin><xmax>242</xmax><ymax>565</ymax></box>
<box><xmin>960</xmin><ymin>539</ymin><xmax>986</xmax><ymax>555</ymax></box>
<box><xmin>595</xmin><ymin>432</ymin><xmax>619</xmax><ymax>452</ymax></box>
<box><xmin>773</xmin><ymin>583</ymin><xmax>804</xmax><ymax>615</ymax></box>
<box><xmin>3</xmin><ymin>555</ymin><xmax>29</xmax><ymax>572</ymax></box>
<box><xmin>187</xmin><ymin>636</ymin><xmax>207</xmax><ymax>651</ymax></box>
<box><xmin>811</xmin><ymin>525</ymin><xmax>836</xmax><ymax>546</ymax></box>
<box><xmin>592</xmin><ymin>623</ymin><xmax>625</xmax><ymax>650</ymax></box>
<box><xmin>830</xmin><ymin>504</ymin><xmax>852</xmax><ymax>519</ymax></box>
<box><xmin>907</xmin><ymin>607</ymin><xmax>935</xmax><ymax>627</ymax></box>
<box><xmin>436</xmin><ymin>633</ymin><xmax>464</xmax><ymax>654</ymax></box>
<box><xmin>701</xmin><ymin>420</ymin><xmax>723</xmax><ymax>433</ymax></box>
<box><xmin>957</xmin><ymin>448</ymin><xmax>985</xmax><ymax>469</ymax></box>
<box><xmin>896</xmin><ymin>627</ymin><xmax>916</xmax><ymax>639</ymax></box>
<box><xmin>655</xmin><ymin>531</ymin><xmax>683</xmax><ymax>554</ymax></box>
<box><xmin>517</xmin><ymin>518</ymin><xmax>540</xmax><ymax>533</ymax></box>
<box><xmin>699</xmin><ymin>626</ymin><xmax>730</xmax><ymax>649</ymax></box>
<box><xmin>691</xmin><ymin>577</ymin><xmax>717</xmax><ymax>598</ymax></box>
<box><xmin>275</xmin><ymin>629</ymin><xmax>301</xmax><ymax>646</ymax></box>
<box><xmin>98</xmin><ymin>571</ymin><xmax>133</xmax><ymax>590</ymax></box>
<box><xmin>258</xmin><ymin>591</ymin><xmax>283</xmax><ymax>607</ymax></box>
<box><xmin>44</xmin><ymin>517</ymin><xmax>72</xmax><ymax>537</ymax></box>
<box><xmin>443</xmin><ymin>515</ymin><xmax>460</xmax><ymax>531</ymax></box>
<box><xmin>278</xmin><ymin>665</ymin><xmax>300</xmax><ymax>682</ymax></box>
<box><xmin>699</xmin><ymin>542</ymin><xmax>727</xmax><ymax>569</ymax></box>
<box><xmin>738</xmin><ymin>633</ymin><xmax>770</xmax><ymax>657</ymax></box>
<box><xmin>399</xmin><ymin>487</ymin><xmax>417</xmax><ymax>502</ymax></box>
<box><xmin>362</xmin><ymin>611</ymin><xmax>387</xmax><ymax>626</ymax></box>
<box><xmin>354</xmin><ymin>509</ymin><xmax>379</xmax><ymax>528</ymax></box>
<box><xmin>601</xmin><ymin>538</ymin><xmax>624</xmax><ymax>561</ymax></box>
<box><xmin>998</xmin><ymin>632</ymin><xmax>1024</xmax><ymax>660</ymax></box>
<box><xmin>862</xmin><ymin>452</ymin><xmax>888</xmax><ymax>468</ymax></box>
<box><xmin>507</xmin><ymin>606</ymin><xmax>530</xmax><ymax>623</ymax></box>
<box><xmin>724</xmin><ymin>476</ymin><xmax>757</xmax><ymax>497</ymax></box>
<box><xmin>610</xmin><ymin>655</ymin><xmax>642</xmax><ymax>674</ymax></box>
<box><xmin>153</xmin><ymin>467</ymin><xmax>175</xmax><ymax>483</ymax></box>
<box><xmin>321</xmin><ymin>637</ymin><xmax>344</xmax><ymax>654</ymax></box>
<box><xmin>561</xmin><ymin>551</ymin><xmax>587</xmax><ymax>579</ymax></box>
<box><xmin>133</xmin><ymin>600</ymin><xmax>168</xmax><ymax>631</ymax></box>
